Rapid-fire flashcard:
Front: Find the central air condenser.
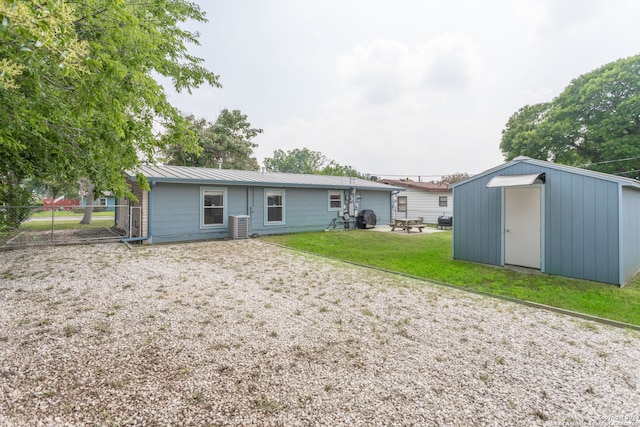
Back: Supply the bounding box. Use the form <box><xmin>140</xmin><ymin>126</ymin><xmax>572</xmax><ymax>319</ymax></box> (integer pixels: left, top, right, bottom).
<box><xmin>229</xmin><ymin>215</ymin><xmax>250</xmax><ymax>239</ymax></box>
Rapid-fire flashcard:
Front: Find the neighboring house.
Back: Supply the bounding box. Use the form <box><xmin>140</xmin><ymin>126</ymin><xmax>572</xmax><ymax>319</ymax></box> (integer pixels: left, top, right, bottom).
<box><xmin>117</xmin><ymin>165</ymin><xmax>403</xmax><ymax>244</ymax></box>
<box><xmin>81</xmin><ymin>193</ymin><xmax>117</xmax><ymax>212</ymax></box>
<box><xmin>379</xmin><ymin>179</ymin><xmax>452</xmax><ymax>224</ymax></box>
<box><xmin>451</xmin><ymin>156</ymin><xmax>640</xmax><ymax>286</ymax></box>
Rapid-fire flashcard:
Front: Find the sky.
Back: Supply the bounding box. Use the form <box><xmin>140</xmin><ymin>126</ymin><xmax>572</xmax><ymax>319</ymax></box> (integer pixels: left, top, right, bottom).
<box><xmin>161</xmin><ymin>0</ymin><xmax>640</xmax><ymax>180</ymax></box>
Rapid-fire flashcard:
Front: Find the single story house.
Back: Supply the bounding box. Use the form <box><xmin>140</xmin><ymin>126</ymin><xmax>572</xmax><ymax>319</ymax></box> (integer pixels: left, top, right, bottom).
<box><xmin>117</xmin><ymin>165</ymin><xmax>403</xmax><ymax>244</ymax></box>
<box><xmin>379</xmin><ymin>179</ymin><xmax>452</xmax><ymax>224</ymax></box>
<box><xmin>82</xmin><ymin>192</ymin><xmax>117</xmax><ymax>212</ymax></box>
<box><xmin>451</xmin><ymin>156</ymin><xmax>640</xmax><ymax>286</ymax></box>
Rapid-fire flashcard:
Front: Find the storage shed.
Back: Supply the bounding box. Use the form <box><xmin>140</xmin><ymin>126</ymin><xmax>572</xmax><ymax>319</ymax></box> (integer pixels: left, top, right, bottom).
<box><xmin>451</xmin><ymin>156</ymin><xmax>640</xmax><ymax>286</ymax></box>
<box><xmin>118</xmin><ymin>165</ymin><xmax>401</xmax><ymax>244</ymax></box>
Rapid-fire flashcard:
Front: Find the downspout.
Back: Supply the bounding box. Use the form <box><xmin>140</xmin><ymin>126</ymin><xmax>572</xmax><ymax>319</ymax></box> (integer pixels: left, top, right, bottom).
<box><xmin>390</xmin><ymin>191</ymin><xmax>399</xmax><ymax>223</ymax></box>
<box><xmin>617</xmin><ymin>182</ymin><xmax>624</xmax><ymax>285</ymax></box>
<box><xmin>451</xmin><ymin>187</ymin><xmax>456</xmax><ymax>259</ymax></box>
<box><xmin>122</xmin><ymin>180</ymin><xmax>155</xmax><ymax>243</ymax></box>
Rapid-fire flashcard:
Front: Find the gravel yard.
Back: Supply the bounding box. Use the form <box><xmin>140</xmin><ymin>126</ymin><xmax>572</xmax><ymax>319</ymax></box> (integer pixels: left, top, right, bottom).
<box><xmin>1</xmin><ymin>240</ymin><xmax>639</xmax><ymax>426</ymax></box>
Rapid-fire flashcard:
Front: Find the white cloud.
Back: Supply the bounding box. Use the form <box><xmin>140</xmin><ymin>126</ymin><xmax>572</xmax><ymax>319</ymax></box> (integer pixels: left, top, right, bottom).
<box><xmin>254</xmin><ymin>35</ymin><xmax>498</xmax><ymax>176</ymax></box>
<box><xmin>167</xmin><ymin>0</ymin><xmax>640</xmax><ymax>178</ymax></box>
<box><xmin>335</xmin><ymin>35</ymin><xmax>485</xmax><ymax>107</ymax></box>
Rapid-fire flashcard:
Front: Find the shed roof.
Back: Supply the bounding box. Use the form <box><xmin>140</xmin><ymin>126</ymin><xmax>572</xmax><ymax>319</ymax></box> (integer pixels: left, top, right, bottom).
<box><xmin>451</xmin><ymin>156</ymin><xmax>640</xmax><ymax>190</ymax></box>
<box><xmin>378</xmin><ymin>179</ymin><xmax>451</xmax><ymax>192</ymax></box>
<box><xmin>128</xmin><ymin>165</ymin><xmax>402</xmax><ymax>191</ymax></box>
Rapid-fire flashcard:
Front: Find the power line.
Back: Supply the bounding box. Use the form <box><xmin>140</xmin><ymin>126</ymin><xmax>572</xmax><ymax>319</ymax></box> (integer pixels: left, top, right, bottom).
<box><xmin>587</xmin><ymin>156</ymin><xmax>640</xmax><ymax>166</ymax></box>
<box><xmin>370</xmin><ymin>173</ymin><xmax>444</xmax><ymax>178</ymax></box>
<box><xmin>615</xmin><ymin>169</ymin><xmax>640</xmax><ymax>177</ymax></box>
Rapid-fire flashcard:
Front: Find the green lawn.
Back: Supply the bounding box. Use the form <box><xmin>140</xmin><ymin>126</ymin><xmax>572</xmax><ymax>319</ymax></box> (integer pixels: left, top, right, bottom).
<box><xmin>262</xmin><ymin>230</ymin><xmax>640</xmax><ymax>326</ymax></box>
<box><xmin>31</xmin><ymin>210</ymin><xmax>115</xmax><ymax>218</ymax></box>
<box><xmin>19</xmin><ymin>219</ymin><xmax>115</xmax><ymax>231</ymax></box>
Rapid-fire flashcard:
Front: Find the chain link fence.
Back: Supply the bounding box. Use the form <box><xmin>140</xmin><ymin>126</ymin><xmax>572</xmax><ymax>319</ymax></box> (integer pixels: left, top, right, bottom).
<box><xmin>0</xmin><ymin>205</ymin><xmax>131</xmax><ymax>249</ymax></box>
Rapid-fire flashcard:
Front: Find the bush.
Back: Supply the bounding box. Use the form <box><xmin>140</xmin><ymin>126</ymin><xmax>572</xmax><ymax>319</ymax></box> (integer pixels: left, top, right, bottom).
<box><xmin>0</xmin><ymin>185</ymin><xmax>35</xmax><ymax>230</ymax></box>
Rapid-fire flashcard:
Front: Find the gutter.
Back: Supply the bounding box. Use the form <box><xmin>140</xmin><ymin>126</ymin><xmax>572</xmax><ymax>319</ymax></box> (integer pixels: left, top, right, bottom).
<box><xmin>122</xmin><ymin>180</ymin><xmax>155</xmax><ymax>244</ymax></box>
<box><xmin>390</xmin><ymin>190</ymin><xmax>400</xmax><ymax>222</ymax></box>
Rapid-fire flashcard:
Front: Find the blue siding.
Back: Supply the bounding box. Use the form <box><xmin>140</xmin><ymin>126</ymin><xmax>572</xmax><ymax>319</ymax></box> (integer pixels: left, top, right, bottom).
<box><xmin>150</xmin><ymin>183</ymin><xmax>394</xmax><ymax>242</ymax></box>
<box><xmin>452</xmin><ymin>174</ymin><xmax>502</xmax><ymax>266</ymax></box>
<box><xmin>249</xmin><ymin>188</ymin><xmax>391</xmax><ymax>236</ymax></box>
<box><xmin>454</xmin><ymin>160</ymin><xmax>623</xmax><ymax>284</ymax></box>
<box><xmin>535</xmin><ymin>168</ymin><xmax>621</xmax><ymax>283</ymax></box>
<box><xmin>151</xmin><ymin>183</ymin><xmax>245</xmax><ymax>242</ymax></box>
<box><xmin>621</xmin><ymin>187</ymin><xmax>640</xmax><ymax>284</ymax></box>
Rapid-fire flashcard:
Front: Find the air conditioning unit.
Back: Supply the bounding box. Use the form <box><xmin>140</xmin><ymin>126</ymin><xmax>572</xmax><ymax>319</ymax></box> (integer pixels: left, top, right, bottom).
<box><xmin>229</xmin><ymin>215</ymin><xmax>250</xmax><ymax>239</ymax></box>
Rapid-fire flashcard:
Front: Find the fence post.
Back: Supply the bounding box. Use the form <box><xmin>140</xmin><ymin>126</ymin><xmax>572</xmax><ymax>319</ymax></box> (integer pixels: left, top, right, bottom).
<box><xmin>51</xmin><ymin>208</ymin><xmax>55</xmax><ymax>243</ymax></box>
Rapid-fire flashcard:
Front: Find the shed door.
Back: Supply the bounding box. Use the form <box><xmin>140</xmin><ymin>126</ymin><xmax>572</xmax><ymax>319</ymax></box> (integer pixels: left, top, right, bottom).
<box><xmin>505</xmin><ymin>187</ymin><xmax>541</xmax><ymax>269</ymax></box>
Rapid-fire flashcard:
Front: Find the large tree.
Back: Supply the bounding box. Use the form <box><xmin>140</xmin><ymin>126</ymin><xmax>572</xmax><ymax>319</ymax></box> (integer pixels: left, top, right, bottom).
<box><xmin>500</xmin><ymin>55</ymin><xmax>640</xmax><ymax>178</ymax></box>
<box><xmin>264</xmin><ymin>147</ymin><xmax>366</xmax><ymax>178</ymax></box>
<box><xmin>0</xmin><ymin>0</ymin><xmax>219</xmax><ymax>206</ymax></box>
<box><xmin>163</xmin><ymin>110</ymin><xmax>262</xmax><ymax>170</ymax></box>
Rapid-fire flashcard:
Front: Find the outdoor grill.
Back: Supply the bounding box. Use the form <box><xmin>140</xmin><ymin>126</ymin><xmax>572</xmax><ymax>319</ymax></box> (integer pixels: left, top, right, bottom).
<box><xmin>357</xmin><ymin>210</ymin><xmax>377</xmax><ymax>229</ymax></box>
<box><xmin>437</xmin><ymin>215</ymin><xmax>453</xmax><ymax>229</ymax></box>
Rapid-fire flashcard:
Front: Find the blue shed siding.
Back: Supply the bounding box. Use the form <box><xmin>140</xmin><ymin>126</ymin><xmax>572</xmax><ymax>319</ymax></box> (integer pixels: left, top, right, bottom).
<box><xmin>542</xmin><ymin>170</ymin><xmax>619</xmax><ymax>283</ymax></box>
<box><xmin>621</xmin><ymin>187</ymin><xmax>640</xmax><ymax>283</ymax></box>
<box><xmin>452</xmin><ymin>175</ymin><xmax>501</xmax><ymax>265</ymax></box>
<box><xmin>454</xmin><ymin>160</ymin><xmax>625</xmax><ymax>284</ymax></box>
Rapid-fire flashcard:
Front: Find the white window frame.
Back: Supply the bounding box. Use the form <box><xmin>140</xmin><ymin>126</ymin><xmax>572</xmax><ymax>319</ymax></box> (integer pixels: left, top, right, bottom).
<box><xmin>328</xmin><ymin>190</ymin><xmax>343</xmax><ymax>212</ymax></box>
<box><xmin>200</xmin><ymin>187</ymin><xmax>227</xmax><ymax>229</ymax></box>
<box><xmin>264</xmin><ymin>189</ymin><xmax>285</xmax><ymax>225</ymax></box>
<box><xmin>397</xmin><ymin>196</ymin><xmax>407</xmax><ymax>212</ymax></box>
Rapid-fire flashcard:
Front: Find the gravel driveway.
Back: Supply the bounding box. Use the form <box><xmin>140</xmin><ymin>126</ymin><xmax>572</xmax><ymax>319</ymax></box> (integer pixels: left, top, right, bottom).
<box><xmin>1</xmin><ymin>240</ymin><xmax>638</xmax><ymax>426</ymax></box>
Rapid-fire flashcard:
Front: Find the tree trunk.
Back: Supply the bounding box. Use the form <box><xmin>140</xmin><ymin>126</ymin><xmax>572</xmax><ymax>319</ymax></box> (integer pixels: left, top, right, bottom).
<box><xmin>79</xmin><ymin>181</ymin><xmax>94</xmax><ymax>225</ymax></box>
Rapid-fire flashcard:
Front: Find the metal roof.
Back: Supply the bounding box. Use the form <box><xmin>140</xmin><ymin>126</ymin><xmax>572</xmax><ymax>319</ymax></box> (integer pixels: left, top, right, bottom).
<box><xmin>128</xmin><ymin>165</ymin><xmax>402</xmax><ymax>191</ymax></box>
<box><xmin>452</xmin><ymin>156</ymin><xmax>640</xmax><ymax>190</ymax></box>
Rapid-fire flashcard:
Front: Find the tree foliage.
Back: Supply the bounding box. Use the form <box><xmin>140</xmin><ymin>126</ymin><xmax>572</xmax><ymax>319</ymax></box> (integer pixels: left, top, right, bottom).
<box><xmin>22</xmin><ymin>176</ymin><xmax>78</xmax><ymax>200</ymax></box>
<box><xmin>439</xmin><ymin>172</ymin><xmax>470</xmax><ymax>186</ymax></box>
<box><xmin>264</xmin><ymin>148</ymin><xmax>328</xmax><ymax>174</ymax></box>
<box><xmin>0</xmin><ymin>0</ymin><xmax>220</xmax><ymax>206</ymax></box>
<box><xmin>163</xmin><ymin>110</ymin><xmax>262</xmax><ymax>170</ymax></box>
<box><xmin>264</xmin><ymin>148</ymin><xmax>366</xmax><ymax>178</ymax></box>
<box><xmin>319</xmin><ymin>162</ymin><xmax>366</xmax><ymax>178</ymax></box>
<box><xmin>500</xmin><ymin>55</ymin><xmax>640</xmax><ymax>178</ymax></box>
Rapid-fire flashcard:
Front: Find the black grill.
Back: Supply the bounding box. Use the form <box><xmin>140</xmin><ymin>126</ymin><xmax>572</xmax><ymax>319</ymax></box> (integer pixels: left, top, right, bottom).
<box><xmin>357</xmin><ymin>210</ymin><xmax>377</xmax><ymax>229</ymax></box>
<box><xmin>437</xmin><ymin>216</ymin><xmax>453</xmax><ymax>229</ymax></box>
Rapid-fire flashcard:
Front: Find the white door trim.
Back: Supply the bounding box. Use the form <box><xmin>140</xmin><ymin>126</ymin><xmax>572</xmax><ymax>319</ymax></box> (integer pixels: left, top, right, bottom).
<box><xmin>503</xmin><ymin>186</ymin><xmax>542</xmax><ymax>269</ymax></box>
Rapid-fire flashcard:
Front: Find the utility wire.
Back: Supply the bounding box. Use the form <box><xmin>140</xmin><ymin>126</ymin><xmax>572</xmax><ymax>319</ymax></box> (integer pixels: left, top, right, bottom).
<box><xmin>615</xmin><ymin>169</ymin><xmax>640</xmax><ymax>176</ymax></box>
<box><xmin>586</xmin><ymin>156</ymin><xmax>640</xmax><ymax>166</ymax></box>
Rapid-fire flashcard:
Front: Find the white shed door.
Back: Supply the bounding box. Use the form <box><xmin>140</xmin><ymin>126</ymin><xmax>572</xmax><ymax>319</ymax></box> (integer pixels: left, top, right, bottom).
<box><xmin>504</xmin><ymin>187</ymin><xmax>541</xmax><ymax>269</ymax></box>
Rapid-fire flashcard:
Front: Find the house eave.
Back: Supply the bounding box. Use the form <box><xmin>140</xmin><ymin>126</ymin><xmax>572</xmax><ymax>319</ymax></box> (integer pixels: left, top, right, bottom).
<box><xmin>451</xmin><ymin>156</ymin><xmax>640</xmax><ymax>190</ymax></box>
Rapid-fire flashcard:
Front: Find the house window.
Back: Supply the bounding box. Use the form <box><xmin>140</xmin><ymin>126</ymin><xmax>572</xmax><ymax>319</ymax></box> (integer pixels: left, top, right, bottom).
<box><xmin>439</xmin><ymin>196</ymin><xmax>448</xmax><ymax>207</ymax></box>
<box><xmin>397</xmin><ymin>196</ymin><xmax>407</xmax><ymax>212</ymax></box>
<box><xmin>98</xmin><ymin>197</ymin><xmax>108</xmax><ymax>206</ymax></box>
<box><xmin>201</xmin><ymin>187</ymin><xmax>227</xmax><ymax>227</ymax></box>
<box><xmin>328</xmin><ymin>191</ymin><xmax>343</xmax><ymax>211</ymax></box>
<box><xmin>265</xmin><ymin>189</ymin><xmax>285</xmax><ymax>224</ymax></box>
